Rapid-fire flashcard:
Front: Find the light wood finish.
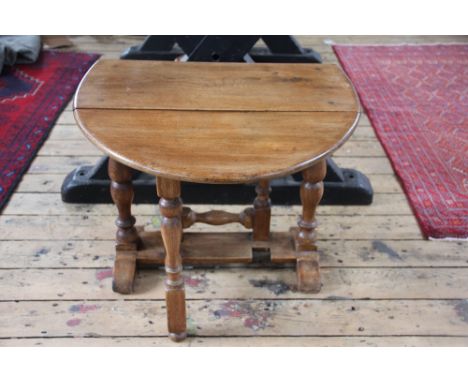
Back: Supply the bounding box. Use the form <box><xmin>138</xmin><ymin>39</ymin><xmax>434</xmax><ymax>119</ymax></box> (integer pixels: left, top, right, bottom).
<box><xmin>0</xmin><ymin>214</ymin><xmax>432</xmax><ymax>240</ymax></box>
<box><xmin>2</xmin><ymin>235</ymin><xmax>467</xmax><ymax>269</ymax></box>
<box><xmin>4</xmin><ymin>267</ymin><xmax>468</xmax><ymax>300</ymax></box>
<box><xmin>2</xmin><ymin>35</ymin><xmax>468</xmax><ymax>347</ymax></box>
<box><xmin>74</xmin><ymin>109</ymin><xmax>358</xmax><ymax>183</ymax></box>
<box><xmin>75</xmin><ymin>60</ymin><xmax>358</xmax><ymax>112</ymax></box>
<box><xmin>73</xmin><ymin>59</ymin><xmax>360</xmax><ymax>183</ymax></box>
<box><xmin>156</xmin><ymin>177</ymin><xmax>186</xmax><ymax>341</ymax></box>
<box><xmin>5</xmin><ymin>337</ymin><xmax>468</xmax><ymax>347</ymax></box>
<box><xmin>3</xmin><ymin>300</ymin><xmax>468</xmax><ymax>337</ymax></box>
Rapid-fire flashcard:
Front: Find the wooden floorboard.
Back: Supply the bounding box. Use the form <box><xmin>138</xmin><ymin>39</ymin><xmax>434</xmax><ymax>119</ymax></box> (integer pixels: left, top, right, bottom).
<box><xmin>1</xmin><ymin>239</ymin><xmax>465</xmax><ymax>268</ymax></box>
<box><xmin>3</xmin><ymin>193</ymin><xmax>415</xmax><ymax>216</ymax></box>
<box><xmin>1</xmin><ymin>35</ymin><xmax>467</xmax><ymax>346</ymax></box>
<box><xmin>2</xmin><ymin>336</ymin><xmax>468</xmax><ymax>347</ymax></box>
<box><xmin>2</xmin><ymin>300</ymin><xmax>468</xmax><ymax>337</ymax></box>
<box><xmin>1</xmin><ymin>267</ymin><xmax>468</xmax><ymax>300</ymax></box>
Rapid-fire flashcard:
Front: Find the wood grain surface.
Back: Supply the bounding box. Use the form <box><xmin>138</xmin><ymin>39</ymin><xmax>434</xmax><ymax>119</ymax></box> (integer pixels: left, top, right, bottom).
<box><xmin>73</xmin><ymin>60</ymin><xmax>360</xmax><ymax>183</ymax></box>
<box><xmin>74</xmin><ymin>60</ymin><xmax>358</xmax><ymax>112</ymax></box>
<box><xmin>74</xmin><ymin>109</ymin><xmax>359</xmax><ymax>183</ymax></box>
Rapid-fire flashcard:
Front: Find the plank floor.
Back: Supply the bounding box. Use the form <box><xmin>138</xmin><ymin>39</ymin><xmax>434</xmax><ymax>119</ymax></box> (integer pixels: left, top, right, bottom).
<box><xmin>1</xmin><ymin>35</ymin><xmax>467</xmax><ymax>347</ymax></box>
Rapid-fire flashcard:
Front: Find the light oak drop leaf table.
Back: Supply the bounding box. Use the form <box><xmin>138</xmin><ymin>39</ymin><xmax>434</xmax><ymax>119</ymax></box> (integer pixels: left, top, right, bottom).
<box><xmin>73</xmin><ymin>59</ymin><xmax>360</xmax><ymax>341</ymax></box>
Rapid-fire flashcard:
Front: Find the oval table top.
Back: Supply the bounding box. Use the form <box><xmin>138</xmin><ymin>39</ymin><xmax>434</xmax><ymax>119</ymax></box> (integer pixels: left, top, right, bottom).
<box><xmin>74</xmin><ymin>59</ymin><xmax>360</xmax><ymax>184</ymax></box>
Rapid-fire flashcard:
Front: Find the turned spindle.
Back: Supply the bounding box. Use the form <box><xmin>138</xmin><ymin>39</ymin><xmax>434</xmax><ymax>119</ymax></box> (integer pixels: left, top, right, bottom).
<box><xmin>253</xmin><ymin>180</ymin><xmax>271</xmax><ymax>241</ymax></box>
<box><xmin>108</xmin><ymin>158</ymin><xmax>139</xmax><ymax>294</ymax></box>
<box><xmin>181</xmin><ymin>207</ymin><xmax>253</xmax><ymax>229</ymax></box>
<box><xmin>296</xmin><ymin>160</ymin><xmax>326</xmax><ymax>292</ymax></box>
<box><xmin>157</xmin><ymin>177</ymin><xmax>187</xmax><ymax>342</ymax></box>
<box><xmin>108</xmin><ymin>159</ymin><xmax>139</xmax><ymax>246</ymax></box>
<box><xmin>297</xmin><ymin>161</ymin><xmax>326</xmax><ymax>251</ymax></box>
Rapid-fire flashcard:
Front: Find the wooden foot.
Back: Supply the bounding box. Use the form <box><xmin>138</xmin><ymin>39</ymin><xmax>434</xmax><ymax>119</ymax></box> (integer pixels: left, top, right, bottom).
<box><xmin>108</xmin><ymin>159</ymin><xmax>139</xmax><ymax>294</ymax></box>
<box><xmin>253</xmin><ymin>180</ymin><xmax>271</xmax><ymax>241</ymax></box>
<box><xmin>295</xmin><ymin>160</ymin><xmax>326</xmax><ymax>292</ymax></box>
<box><xmin>157</xmin><ymin>177</ymin><xmax>187</xmax><ymax>341</ymax></box>
<box><xmin>112</xmin><ymin>244</ymin><xmax>137</xmax><ymax>294</ymax></box>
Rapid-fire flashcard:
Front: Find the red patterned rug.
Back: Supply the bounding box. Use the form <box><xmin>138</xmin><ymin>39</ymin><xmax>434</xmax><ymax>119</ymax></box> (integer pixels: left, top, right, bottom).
<box><xmin>0</xmin><ymin>50</ymin><xmax>99</xmax><ymax>212</ymax></box>
<box><xmin>333</xmin><ymin>44</ymin><xmax>467</xmax><ymax>239</ymax></box>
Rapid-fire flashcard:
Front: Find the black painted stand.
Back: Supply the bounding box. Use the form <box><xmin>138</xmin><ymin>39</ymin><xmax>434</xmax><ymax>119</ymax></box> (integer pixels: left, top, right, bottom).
<box><xmin>120</xmin><ymin>35</ymin><xmax>323</xmax><ymax>63</ymax></box>
<box><xmin>61</xmin><ymin>36</ymin><xmax>373</xmax><ymax>206</ymax></box>
<box><xmin>62</xmin><ymin>158</ymin><xmax>372</xmax><ymax>205</ymax></box>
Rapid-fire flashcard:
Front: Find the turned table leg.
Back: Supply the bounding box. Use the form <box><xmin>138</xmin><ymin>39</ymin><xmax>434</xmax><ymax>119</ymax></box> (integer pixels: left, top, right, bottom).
<box><xmin>253</xmin><ymin>179</ymin><xmax>271</xmax><ymax>241</ymax></box>
<box><xmin>108</xmin><ymin>158</ymin><xmax>139</xmax><ymax>294</ymax></box>
<box><xmin>295</xmin><ymin>160</ymin><xmax>326</xmax><ymax>292</ymax></box>
<box><xmin>157</xmin><ymin>177</ymin><xmax>187</xmax><ymax>342</ymax></box>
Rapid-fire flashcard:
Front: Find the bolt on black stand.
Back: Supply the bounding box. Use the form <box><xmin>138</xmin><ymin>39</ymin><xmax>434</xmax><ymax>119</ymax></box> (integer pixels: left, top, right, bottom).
<box><xmin>61</xmin><ymin>36</ymin><xmax>373</xmax><ymax>206</ymax></box>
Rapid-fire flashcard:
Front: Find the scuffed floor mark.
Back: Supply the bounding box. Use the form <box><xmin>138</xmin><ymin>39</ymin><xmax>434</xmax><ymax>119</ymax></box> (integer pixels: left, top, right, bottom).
<box><xmin>249</xmin><ymin>278</ymin><xmax>292</xmax><ymax>295</ymax></box>
<box><xmin>372</xmin><ymin>240</ymin><xmax>402</xmax><ymax>261</ymax></box>
<box><xmin>151</xmin><ymin>216</ymin><xmax>161</xmax><ymax>229</ymax></box>
<box><xmin>69</xmin><ymin>304</ymin><xmax>100</xmax><ymax>314</ymax></box>
<box><xmin>454</xmin><ymin>300</ymin><xmax>468</xmax><ymax>323</ymax></box>
<box><xmin>66</xmin><ymin>318</ymin><xmax>82</xmax><ymax>327</ymax></box>
<box><xmin>184</xmin><ymin>273</ymin><xmax>209</xmax><ymax>293</ymax></box>
<box><xmin>96</xmin><ymin>268</ymin><xmax>113</xmax><ymax>281</ymax></box>
<box><xmin>34</xmin><ymin>247</ymin><xmax>49</xmax><ymax>258</ymax></box>
<box><xmin>186</xmin><ymin>316</ymin><xmax>197</xmax><ymax>336</ymax></box>
<box><xmin>212</xmin><ymin>300</ymin><xmax>279</xmax><ymax>331</ymax></box>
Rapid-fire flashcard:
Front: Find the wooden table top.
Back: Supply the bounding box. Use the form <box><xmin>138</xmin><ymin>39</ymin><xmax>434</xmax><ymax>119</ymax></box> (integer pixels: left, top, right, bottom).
<box><xmin>74</xmin><ymin>59</ymin><xmax>360</xmax><ymax>183</ymax></box>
